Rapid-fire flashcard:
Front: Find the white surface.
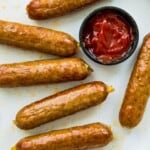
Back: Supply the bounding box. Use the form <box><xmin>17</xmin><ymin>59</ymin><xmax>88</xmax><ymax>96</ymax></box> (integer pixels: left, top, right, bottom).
<box><xmin>0</xmin><ymin>0</ymin><xmax>150</xmax><ymax>150</ymax></box>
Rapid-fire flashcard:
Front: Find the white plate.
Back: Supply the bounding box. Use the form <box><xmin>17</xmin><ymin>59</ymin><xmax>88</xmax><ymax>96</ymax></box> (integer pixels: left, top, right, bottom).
<box><xmin>0</xmin><ymin>0</ymin><xmax>150</xmax><ymax>150</ymax></box>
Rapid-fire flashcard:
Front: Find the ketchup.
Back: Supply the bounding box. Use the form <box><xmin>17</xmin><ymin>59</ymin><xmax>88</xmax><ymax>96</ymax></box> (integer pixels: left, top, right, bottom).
<box><xmin>83</xmin><ymin>10</ymin><xmax>134</xmax><ymax>63</ymax></box>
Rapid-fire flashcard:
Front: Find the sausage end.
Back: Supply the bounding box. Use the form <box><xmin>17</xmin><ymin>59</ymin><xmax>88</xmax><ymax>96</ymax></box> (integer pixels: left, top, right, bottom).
<box><xmin>119</xmin><ymin>107</ymin><xmax>138</xmax><ymax>128</ymax></box>
<box><xmin>27</xmin><ymin>0</ymin><xmax>49</xmax><ymax>20</ymax></box>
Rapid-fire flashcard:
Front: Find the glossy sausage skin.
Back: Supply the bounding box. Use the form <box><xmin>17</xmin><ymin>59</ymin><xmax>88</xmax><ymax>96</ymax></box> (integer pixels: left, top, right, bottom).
<box><xmin>27</xmin><ymin>0</ymin><xmax>98</xmax><ymax>20</ymax></box>
<box><xmin>0</xmin><ymin>20</ymin><xmax>78</xmax><ymax>56</ymax></box>
<box><xmin>15</xmin><ymin>81</ymin><xmax>110</xmax><ymax>129</ymax></box>
<box><xmin>13</xmin><ymin>123</ymin><xmax>113</xmax><ymax>150</ymax></box>
<box><xmin>0</xmin><ymin>58</ymin><xmax>92</xmax><ymax>87</ymax></box>
<box><xmin>119</xmin><ymin>34</ymin><xmax>150</xmax><ymax>128</ymax></box>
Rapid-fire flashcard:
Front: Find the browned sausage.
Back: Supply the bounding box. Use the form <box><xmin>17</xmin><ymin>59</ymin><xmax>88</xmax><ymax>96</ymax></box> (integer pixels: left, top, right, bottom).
<box><xmin>27</xmin><ymin>0</ymin><xmax>99</xmax><ymax>20</ymax></box>
<box><xmin>119</xmin><ymin>33</ymin><xmax>150</xmax><ymax>128</ymax></box>
<box><xmin>0</xmin><ymin>20</ymin><xmax>78</xmax><ymax>56</ymax></box>
<box><xmin>15</xmin><ymin>81</ymin><xmax>113</xmax><ymax>129</ymax></box>
<box><xmin>12</xmin><ymin>123</ymin><xmax>113</xmax><ymax>150</ymax></box>
<box><xmin>0</xmin><ymin>58</ymin><xmax>92</xmax><ymax>87</ymax></box>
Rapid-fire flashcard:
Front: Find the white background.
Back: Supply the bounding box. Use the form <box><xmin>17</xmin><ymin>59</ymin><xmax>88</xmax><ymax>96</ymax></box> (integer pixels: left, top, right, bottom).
<box><xmin>0</xmin><ymin>0</ymin><xmax>150</xmax><ymax>150</ymax></box>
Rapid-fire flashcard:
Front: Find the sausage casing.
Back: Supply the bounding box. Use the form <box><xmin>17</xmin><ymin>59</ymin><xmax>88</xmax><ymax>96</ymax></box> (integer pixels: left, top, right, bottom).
<box><xmin>0</xmin><ymin>58</ymin><xmax>92</xmax><ymax>87</ymax></box>
<box><xmin>15</xmin><ymin>81</ymin><xmax>111</xmax><ymax>129</ymax></box>
<box><xmin>27</xmin><ymin>0</ymin><xmax>98</xmax><ymax>20</ymax></box>
<box><xmin>119</xmin><ymin>34</ymin><xmax>150</xmax><ymax>128</ymax></box>
<box><xmin>0</xmin><ymin>20</ymin><xmax>78</xmax><ymax>56</ymax></box>
<box><xmin>13</xmin><ymin>123</ymin><xmax>113</xmax><ymax>150</ymax></box>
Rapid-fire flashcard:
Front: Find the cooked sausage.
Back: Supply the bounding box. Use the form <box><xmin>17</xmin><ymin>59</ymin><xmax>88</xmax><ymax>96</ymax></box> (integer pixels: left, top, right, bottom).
<box><xmin>27</xmin><ymin>0</ymin><xmax>99</xmax><ymax>20</ymax></box>
<box><xmin>15</xmin><ymin>81</ymin><xmax>113</xmax><ymax>129</ymax></box>
<box><xmin>119</xmin><ymin>33</ymin><xmax>150</xmax><ymax>128</ymax></box>
<box><xmin>0</xmin><ymin>20</ymin><xmax>78</xmax><ymax>56</ymax></box>
<box><xmin>0</xmin><ymin>58</ymin><xmax>92</xmax><ymax>87</ymax></box>
<box><xmin>12</xmin><ymin>123</ymin><xmax>113</xmax><ymax>150</ymax></box>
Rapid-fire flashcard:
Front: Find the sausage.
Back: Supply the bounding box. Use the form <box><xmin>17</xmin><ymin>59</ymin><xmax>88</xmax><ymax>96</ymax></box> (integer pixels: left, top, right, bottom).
<box><xmin>0</xmin><ymin>58</ymin><xmax>92</xmax><ymax>87</ymax></box>
<box><xmin>27</xmin><ymin>0</ymin><xmax>99</xmax><ymax>20</ymax></box>
<box><xmin>0</xmin><ymin>20</ymin><xmax>78</xmax><ymax>56</ymax></box>
<box><xmin>119</xmin><ymin>33</ymin><xmax>150</xmax><ymax>128</ymax></box>
<box><xmin>12</xmin><ymin>122</ymin><xmax>113</xmax><ymax>150</ymax></box>
<box><xmin>15</xmin><ymin>81</ymin><xmax>113</xmax><ymax>129</ymax></box>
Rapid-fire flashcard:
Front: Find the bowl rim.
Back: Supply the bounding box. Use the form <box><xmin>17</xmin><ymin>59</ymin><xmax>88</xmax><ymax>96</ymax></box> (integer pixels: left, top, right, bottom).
<box><xmin>79</xmin><ymin>6</ymin><xmax>139</xmax><ymax>65</ymax></box>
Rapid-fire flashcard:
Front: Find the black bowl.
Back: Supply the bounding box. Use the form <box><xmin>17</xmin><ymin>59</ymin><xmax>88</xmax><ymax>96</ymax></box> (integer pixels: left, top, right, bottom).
<box><xmin>79</xmin><ymin>6</ymin><xmax>139</xmax><ymax>65</ymax></box>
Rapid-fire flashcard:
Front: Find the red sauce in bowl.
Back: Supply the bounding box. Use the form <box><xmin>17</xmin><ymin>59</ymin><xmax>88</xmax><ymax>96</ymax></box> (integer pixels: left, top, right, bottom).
<box><xmin>82</xmin><ymin>10</ymin><xmax>134</xmax><ymax>63</ymax></box>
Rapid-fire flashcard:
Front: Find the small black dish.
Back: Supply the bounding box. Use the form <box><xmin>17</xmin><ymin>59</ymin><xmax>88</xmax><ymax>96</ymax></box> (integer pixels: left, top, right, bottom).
<box><xmin>79</xmin><ymin>6</ymin><xmax>139</xmax><ymax>65</ymax></box>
